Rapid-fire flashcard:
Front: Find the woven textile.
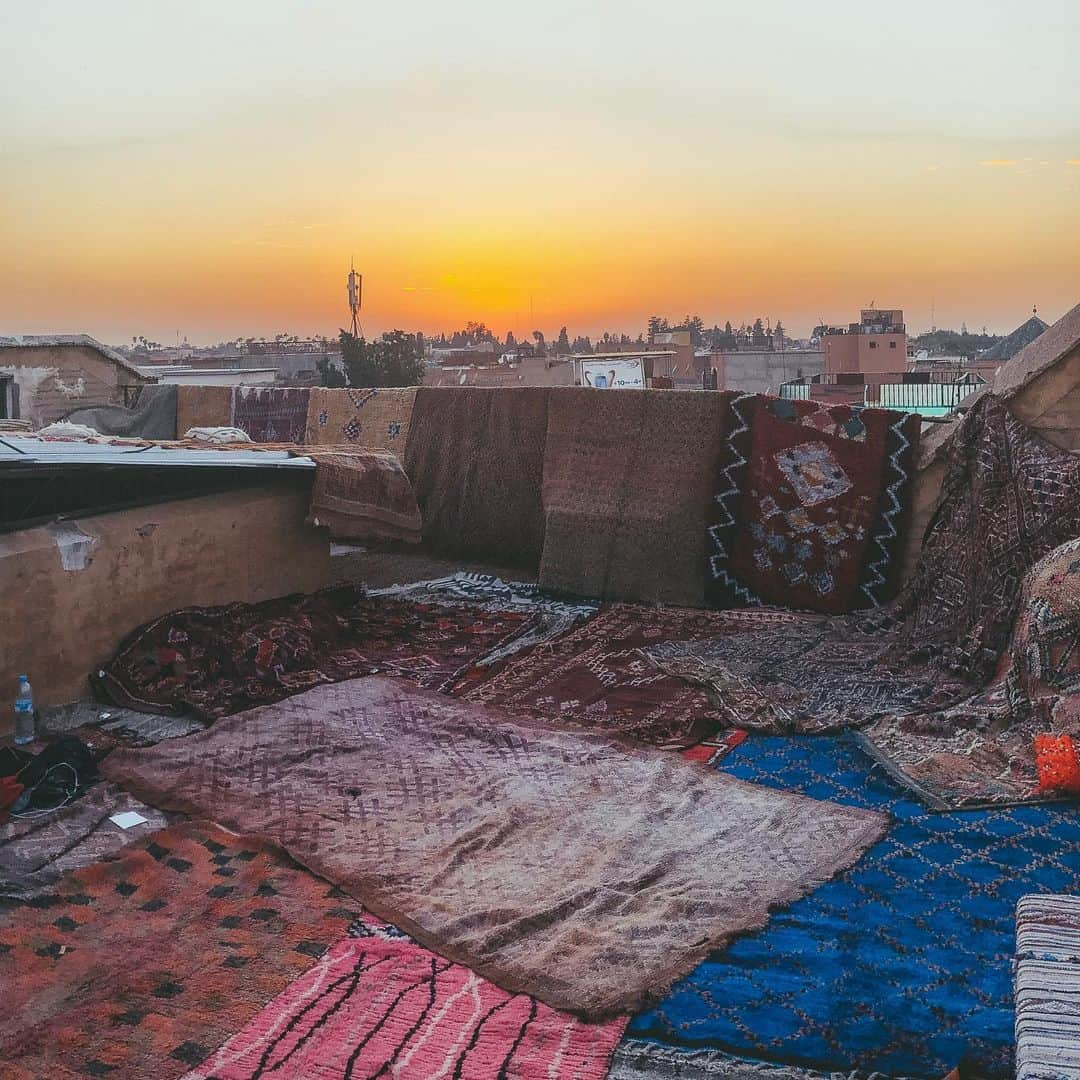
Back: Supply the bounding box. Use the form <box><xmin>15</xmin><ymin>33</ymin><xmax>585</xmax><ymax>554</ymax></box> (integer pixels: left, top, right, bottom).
<box><xmin>457</xmin><ymin>603</ymin><xmax>804</xmax><ymax>748</ymax></box>
<box><xmin>646</xmin><ymin>619</ymin><xmax>971</xmax><ymax>736</ymax></box>
<box><xmin>405</xmin><ymin>387</ymin><xmax>551</xmax><ymax>566</ymax></box>
<box><xmin>370</xmin><ymin>572</ymin><xmax>598</xmax><ymax>667</ymax></box>
<box><xmin>183</xmin><ymin>917</ymin><xmax>627</xmax><ymax>1080</ymax></box>
<box><xmin>707</xmin><ymin>395</ymin><xmax>920</xmax><ymax>614</ymax></box>
<box><xmin>539</xmin><ymin>388</ymin><xmax>735</xmax><ymax>606</ymax></box>
<box><xmin>93</xmin><ymin>588</ymin><xmax>535</xmax><ymax>718</ymax></box>
<box><xmin>103</xmin><ymin>676</ymin><xmax>886</xmax><ymax>1019</ymax></box>
<box><xmin>0</xmin><ymin>822</ymin><xmax>358</xmax><ymax>1079</ymax></box>
<box><xmin>859</xmin><ymin>535</ymin><xmax>1080</xmax><ymax>807</ymax></box>
<box><xmin>1015</xmin><ymin>894</ymin><xmax>1080</xmax><ymax>1080</ymax></box>
<box><xmin>304</xmin><ymin>385</ymin><xmax>417</xmax><ymax>452</ymax></box>
<box><xmin>176</xmin><ymin>384</ymin><xmax>232</xmax><ymax>436</ymax></box>
<box><xmin>298</xmin><ymin>447</ymin><xmax>422</xmax><ymax>543</ymax></box>
<box><xmin>628</xmin><ymin>734</ymin><xmax>1080</xmax><ymax>1078</ymax></box>
<box><xmin>231</xmin><ymin>386</ymin><xmax>310</xmax><ymax>443</ymax></box>
<box><xmin>0</xmin><ymin>782</ymin><xmax>170</xmax><ymax>901</ymax></box>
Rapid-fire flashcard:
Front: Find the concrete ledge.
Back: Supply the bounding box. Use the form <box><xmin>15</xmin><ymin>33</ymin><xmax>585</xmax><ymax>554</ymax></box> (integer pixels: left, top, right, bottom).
<box><xmin>0</xmin><ymin>485</ymin><xmax>330</xmax><ymax>725</ymax></box>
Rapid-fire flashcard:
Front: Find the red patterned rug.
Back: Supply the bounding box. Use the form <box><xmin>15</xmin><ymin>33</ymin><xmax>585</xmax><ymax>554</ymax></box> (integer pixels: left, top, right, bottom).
<box><xmin>454</xmin><ymin>602</ymin><xmax>804</xmax><ymax>747</ymax></box>
<box><xmin>93</xmin><ymin>588</ymin><xmax>536</xmax><ymax>718</ymax></box>
<box><xmin>183</xmin><ymin>917</ymin><xmax>627</xmax><ymax>1080</ymax></box>
<box><xmin>0</xmin><ymin>822</ymin><xmax>358</xmax><ymax>1079</ymax></box>
<box><xmin>707</xmin><ymin>395</ymin><xmax>921</xmax><ymax>614</ymax></box>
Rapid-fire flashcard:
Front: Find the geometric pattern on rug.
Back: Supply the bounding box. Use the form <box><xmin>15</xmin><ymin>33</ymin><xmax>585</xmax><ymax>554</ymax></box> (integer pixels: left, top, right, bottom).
<box><xmin>859</xmin><ymin>535</ymin><xmax>1080</xmax><ymax>808</ymax></box>
<box><xmin>628</xmin><ymin>734</ymin><xmax>1080</xmax><ymax>1079</ymax></box>
<box><xmin>93</xmin><ymin>588</ymin><xmax>537</xmax><ymax>719</ymax></box>
<box><xmin>183</xmin><ymin>917</ymin><xmax>627</xmax><ymax>1080</ymax></box>
<box><xmin>102</xmin><ymin>677</ymin><xmax>886</xmax><ymax>1019</ymax></box>
<box><xmin>706</xmin><ymin>395</ymin><xmax>920</xmax><ymax>614</ymax></box>
<box><xmin>370</xmin><ymin>572</ymin><xmax>599</xmax><ymax>669</ymax></box>
<box><xmin>0</xmin><ymin>822</ymin><xmax>358</xmax><ymax>1079</ymax></box>
<box><xmin>455</xmin><ymin>603</ymin><xmax>807</xmax><ymax>748</ymax></box>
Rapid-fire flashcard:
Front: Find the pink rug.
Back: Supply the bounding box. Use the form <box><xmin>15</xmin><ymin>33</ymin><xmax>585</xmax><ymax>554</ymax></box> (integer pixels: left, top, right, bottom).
<box><xmin>183</xmin><ymin>922</ymin><xmax>627</xmax><ymax>1080</ymax></box>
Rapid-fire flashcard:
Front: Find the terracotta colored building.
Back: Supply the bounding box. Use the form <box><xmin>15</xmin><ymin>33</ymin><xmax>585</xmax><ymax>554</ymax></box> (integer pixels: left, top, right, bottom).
<box><xmin>821</xmin><ymin>309</ymin><xmax>907</xmax><ymax>376</ymax></box>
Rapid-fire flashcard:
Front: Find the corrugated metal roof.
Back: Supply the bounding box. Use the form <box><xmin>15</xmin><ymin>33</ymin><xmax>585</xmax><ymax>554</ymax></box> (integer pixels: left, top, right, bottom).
<box><xmin>0</xmin><ymin>438</ymin><xmax>315</xmax><ymax>470</ymax></box>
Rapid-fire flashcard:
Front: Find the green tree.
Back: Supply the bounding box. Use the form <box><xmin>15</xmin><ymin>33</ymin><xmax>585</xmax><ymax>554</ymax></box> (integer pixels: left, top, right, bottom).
<box><xmin>647</xmin><ymin>315</ymin><xmax>670</xmax><ymax>337</ymax></box>
<box><xmin>532</xmin><ymin>330</ymin><xmax>547</xmax><ymax>358</ymax></box>
<box><xmin>317</xmin><ymin>354</ymin><xmax>347</xmax><ymax>387</ymax></box>
<box><xmin>556</xmin><ymin>327</ymin><xmax>571</xmax><ymax>355</ymax></box>
<box><xmin>339</xmin><ymin>329</ymin><xmax>425</xmax><ymax>388</ymax></box>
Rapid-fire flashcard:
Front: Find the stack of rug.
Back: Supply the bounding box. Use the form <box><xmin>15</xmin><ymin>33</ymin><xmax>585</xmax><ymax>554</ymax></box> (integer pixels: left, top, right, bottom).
<box><xmin>706</xmin><ymin>395</ymin><xmax>921</xmax><ymax>613</ymax></box>
<box><xmin>1014</xmin><ymin>893</ymin><xmax>1080</xmax><ymax>1080</ymax></box>
<box><xmin>404</xmin><ymin>386</ymin><xmax>552</xmax><ymax>567</ymax></box>
<box><xmin>102</xmin><ymin>677</ymin><xmax>886</xmax><ymax>1020</ymax></box>
<box><xmin>297</xmin><ymin>447</ymin><xmax>422</xmax><ymax>544</ymax></box>
<box><xmin>539</xmin><ymin>388</ymin><xmax>734</xmax><ymax>606</ymax></box>
<box><xmin>92</xmin><ymin>587</ymin><xmax>537</xmax><ymax>719</ymax></box>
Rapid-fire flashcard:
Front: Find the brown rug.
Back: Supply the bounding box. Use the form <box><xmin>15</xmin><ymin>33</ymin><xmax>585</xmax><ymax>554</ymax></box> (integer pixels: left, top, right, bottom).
<box><xmin>305</xmin><ymin>385</ymin><xmax>417</xmax><ymax>452</ymax></box>
<box><xmin>0</xmin><ymin>821</ymin><xmax>358</xmax><ymax>1079</ymax></box>
<box><xmin>103</xmin><ymin>677</ymin><xmax>886</xmax><ymax>1019</ymax></box>
<box><xmin>455</xmin><ymin>602</ymin><xmax>802</xmax><ymax>747</ymax></box>
<box><xmin>296</xmin><ymin>447</ymin><xmax>422</xmax><ymax>543</ymax></box>
<box><xmin>538</xmin><ymin>389</ymin><xmax>734</xmax><ymax>606</ymax></box>
<box><xmin>404</xmin><ymin>386</ymin><xmax>551</xmax><ymax>567</ymax></box>
<box><xmin>175</xmin><ymin>384</ymin><xmax>232</xmax><ymax>436</ymax></box>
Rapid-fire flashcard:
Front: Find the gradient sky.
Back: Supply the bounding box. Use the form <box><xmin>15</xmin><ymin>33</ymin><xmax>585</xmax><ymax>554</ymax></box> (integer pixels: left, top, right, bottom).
<box><xmin>2</xmin><ymin>0</ymin><xmax>1079</xmax><ymax>344</ymax></box>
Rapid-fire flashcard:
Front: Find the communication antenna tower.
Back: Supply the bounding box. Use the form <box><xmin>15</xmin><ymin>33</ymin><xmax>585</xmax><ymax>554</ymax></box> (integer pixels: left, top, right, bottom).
<box><xmin>347</xmin><ymin>257</ymin><xmax>363</xmax><ymax>337</ymax></box>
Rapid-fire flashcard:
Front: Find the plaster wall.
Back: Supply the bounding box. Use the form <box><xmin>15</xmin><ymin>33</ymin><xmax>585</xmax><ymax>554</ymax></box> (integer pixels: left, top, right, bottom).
<box><xmin>0</xmin><ymin>344</ymin><xmax>153</xmax><ymax>427</ymax></box>
<box><xmin>0</xmin><ymin>486</ymin><xmax>330</xmax><ymax>730</ymax></box>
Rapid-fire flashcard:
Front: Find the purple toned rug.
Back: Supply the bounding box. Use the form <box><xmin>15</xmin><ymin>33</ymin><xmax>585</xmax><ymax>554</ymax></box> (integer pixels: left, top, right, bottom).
<box><xmin>103</xmin><ymin>676</ymin><xmax>886</xmax><ymax>1019</ymax></box>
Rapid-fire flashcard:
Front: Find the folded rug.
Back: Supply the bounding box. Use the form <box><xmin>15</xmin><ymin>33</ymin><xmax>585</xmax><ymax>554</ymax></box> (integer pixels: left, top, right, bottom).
<box><xmin>858</xmin><ymin>534</ymin><xmax>1080</xmax><ymax>808</ymax></box>
<box><xmin>0</xmin><ymin>822</ymin><xmax>358</xmax><ymax>1079</ymax></box>
<box><xmin>539</xmin><ymin>388</ymin><xmax>735</xmax><ymax>606</ymax></box>
<box><xmin>231</xmin><ymin>385</ymin><xmax>310</xmax><ymax>443</ymax></box>
<box><xmin>456</xmin><ymin>603</ymin><xmax>803</xmax><ymax>748</ymax></box>
<box><xmin>297</xmin><ymin>447</ymin><xmax>422</xmax><ymax>544</ymax></box>
<box><xmin>183</xmin><ymin>916</ymin><xmax>627</xmax><ymax>1080</ymax></box>
<box><xmin>305</xmin><ymin>385</ymin><xmax>417</xmax><ymax>451</ymax></box>
<box><xmin>102</xmin><ymin>676</ymin><xmax>887</xmax><ymax>1019</ymax></box>
<box><xmin>371</xmin><ymin>571</ymin><xmax>598</xmax><ymax>668</ymax></box>
<box><xmin>404</xmin><ymin>386</ymin><xmax>551</xmax><ymax>567</ymax></box>
<box><xmin>0</xmin><ymin>782</ymin><xmax>170</xmax><ymax>901</ymax></box>
<box><xmin>706</xmin><ymin>395</ymin><xmax>920</xmax><ymax>614</ymax></box>
<box><xmin>629</xmin><ymin>734</ymin><xmax>1080</xmax><ymax>1078</ymax></box>
<box><xmin>1014</xmin><ymin>895</ymin><xmax>1080</xmax><ymax>1080</ymax></box>
<box><xmin>93</xmin><ymin>588</ymin><xmax>536</xmax><ymax>718</ymax></box>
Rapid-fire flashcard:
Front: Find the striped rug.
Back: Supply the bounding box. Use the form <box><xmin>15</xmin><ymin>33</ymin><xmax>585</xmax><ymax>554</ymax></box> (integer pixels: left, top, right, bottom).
<box><xmin>1015</xmin><ymin>894</ymin><xmax>1080</xmax><ymax>1080</ymax></box>
<box><xmin>182</xmin><ymin>919</ymin><xmax>626</xmax><ymax>1079</ymax></box>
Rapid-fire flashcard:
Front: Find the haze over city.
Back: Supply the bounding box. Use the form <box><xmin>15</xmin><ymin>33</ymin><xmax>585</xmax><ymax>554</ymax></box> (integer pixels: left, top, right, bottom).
<box><xmin>3</xmin><ymin>0</ymin><xmax>1079</xmax><ymax>343</ymax></box>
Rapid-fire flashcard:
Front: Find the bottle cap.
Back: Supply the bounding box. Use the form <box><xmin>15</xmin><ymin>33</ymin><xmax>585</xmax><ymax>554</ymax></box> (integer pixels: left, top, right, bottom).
<box><xmin>18</xmin><ymin>674</ymin><xmax>28</xmax><ymax>680</ymax></box>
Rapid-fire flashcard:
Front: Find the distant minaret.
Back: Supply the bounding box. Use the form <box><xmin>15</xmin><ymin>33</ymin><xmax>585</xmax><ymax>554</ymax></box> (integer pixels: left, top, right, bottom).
<box><xmin>1033</xmin><ymin>304</ymin><xmax>1038</xmax><ymax>318</ymax></box>
<box><xmin>347</xmin><ymin>258</ymin><xmax>363</xmax><ymax>337</ymax></box>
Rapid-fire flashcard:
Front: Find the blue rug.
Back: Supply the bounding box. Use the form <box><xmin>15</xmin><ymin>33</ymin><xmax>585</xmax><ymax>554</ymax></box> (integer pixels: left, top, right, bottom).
<box><xmin>627</xmin><ymin>735</ymin><xmax>1080</xmax><ymax>1077</ymax></box>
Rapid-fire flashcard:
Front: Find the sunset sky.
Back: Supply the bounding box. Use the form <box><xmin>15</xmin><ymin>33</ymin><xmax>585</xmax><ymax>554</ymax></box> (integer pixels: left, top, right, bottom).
<box><xmin>2</xmin><ymin>1</ymin><xmax>1078</xmax><ymax>344</ymax></box>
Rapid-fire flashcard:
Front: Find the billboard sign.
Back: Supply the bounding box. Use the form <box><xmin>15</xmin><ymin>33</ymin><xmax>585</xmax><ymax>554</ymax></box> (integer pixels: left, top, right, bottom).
<box><xmin>579</xmin><ymin>357</ymin><xmax>646</xmax><ymax>390</ymax></box>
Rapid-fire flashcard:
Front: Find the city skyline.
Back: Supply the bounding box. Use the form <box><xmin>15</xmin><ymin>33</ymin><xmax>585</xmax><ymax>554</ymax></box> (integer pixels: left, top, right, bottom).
<box><xmin>3</xmin><ymin>1</ymin><xmax>1078</xmax><ymax>344</ymax></box>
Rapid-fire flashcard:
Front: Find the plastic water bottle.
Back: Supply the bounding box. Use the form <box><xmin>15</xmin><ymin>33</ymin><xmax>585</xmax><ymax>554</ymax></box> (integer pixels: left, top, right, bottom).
<box><xmin>13</xmin><ymin>675</ymin><xmax>35</xmax><ymax>746</ymax></box>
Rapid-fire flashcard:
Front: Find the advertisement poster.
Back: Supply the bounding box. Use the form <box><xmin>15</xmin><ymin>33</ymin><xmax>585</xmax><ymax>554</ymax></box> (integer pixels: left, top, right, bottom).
<box><xmin>579</xmin><ymin>357</ymin><xmax>646</xmax><ymax>389</ymax></box>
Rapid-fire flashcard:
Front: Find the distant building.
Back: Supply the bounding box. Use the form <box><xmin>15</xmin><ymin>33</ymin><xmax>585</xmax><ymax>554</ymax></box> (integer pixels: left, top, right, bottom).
<box><xmin>0</xmin><ymin>334</ymin><xmax>156</xmax><ymax>427</ymax></box>
<box><xmin>821</xmin><ymin>309</ymin><xmax>907</xmax><ymax>376</ymax></box>
<box><xmin>136</xmin><ymin>365</ymin><xmax>278</xmax><ymax>387</ymax></box>
<box><xmin>980</xmin><ymin>314</ymin><xmax>1050</xmax><ymax>362</ymax></box>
